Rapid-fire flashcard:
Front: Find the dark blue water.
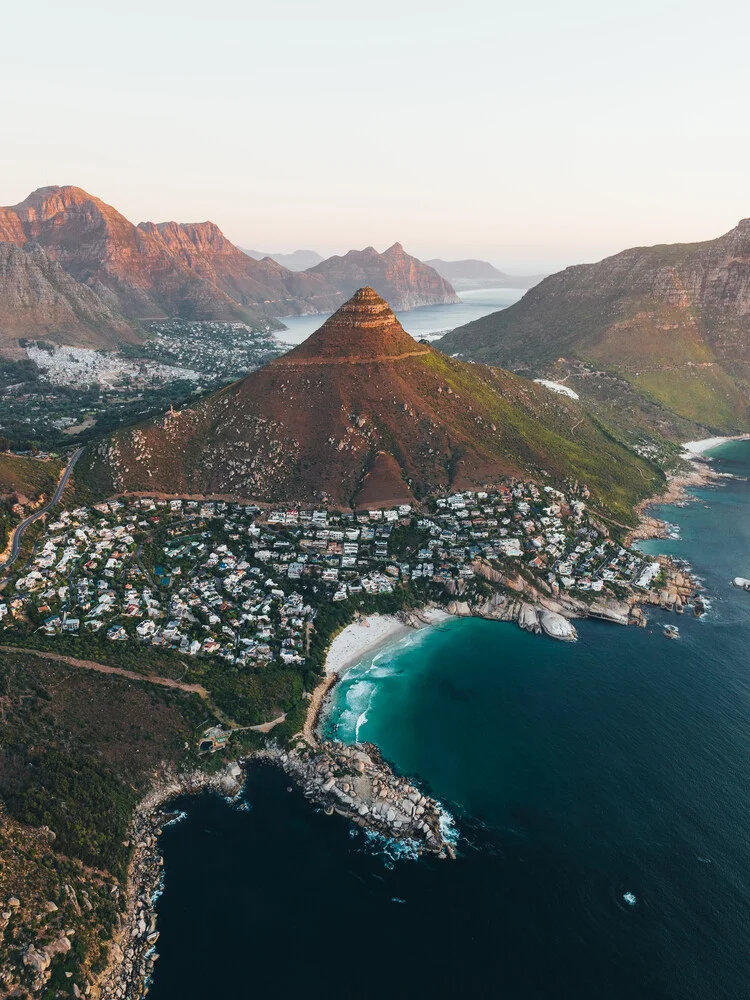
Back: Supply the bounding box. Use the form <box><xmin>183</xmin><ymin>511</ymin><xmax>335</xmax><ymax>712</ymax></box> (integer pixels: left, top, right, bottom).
<box><xmin>150</xmin><ymin>441</ymin><xmax>750</xmax><ymax>1000</ymax></box>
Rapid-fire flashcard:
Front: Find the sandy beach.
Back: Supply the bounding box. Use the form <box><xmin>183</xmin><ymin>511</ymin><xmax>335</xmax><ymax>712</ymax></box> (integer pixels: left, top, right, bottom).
<box><xmin>682</xmin><ymin>435</ymin><xmax>750</xmax><ymax>456</ymax></box>
<box><xmin>302</xmin><ymin>609</ymin><xmax>453</xmax><ymax>744</ymax></box>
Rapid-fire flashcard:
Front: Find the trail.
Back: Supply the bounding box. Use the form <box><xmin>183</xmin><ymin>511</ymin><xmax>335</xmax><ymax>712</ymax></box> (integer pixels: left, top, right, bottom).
<box><xmin>0</xmin><ymin>645</ymin><xmax>210</xmax><ymax>697</ymax></box>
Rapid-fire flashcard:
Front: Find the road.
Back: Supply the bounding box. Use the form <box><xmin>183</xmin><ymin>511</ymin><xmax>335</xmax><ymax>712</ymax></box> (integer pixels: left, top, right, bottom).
<box><xmin>1</xmin><ymin>448</ymin><xmax>84</xmax><ymax>572</ymax></box>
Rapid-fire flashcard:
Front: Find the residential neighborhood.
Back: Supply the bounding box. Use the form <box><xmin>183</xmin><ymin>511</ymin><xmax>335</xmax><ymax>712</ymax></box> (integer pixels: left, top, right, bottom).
<box><xmin>0</xmin><ymin>481</ymin><xmax>668</xmax><ymax>666</ymax></box>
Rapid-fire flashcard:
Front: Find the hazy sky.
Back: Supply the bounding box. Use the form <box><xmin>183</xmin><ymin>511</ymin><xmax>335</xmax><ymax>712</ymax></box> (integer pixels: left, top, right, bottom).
<box><xmin>3</xmin><ymin>0</ymin><xmax>749</xmax><ymax>272</ymax></box>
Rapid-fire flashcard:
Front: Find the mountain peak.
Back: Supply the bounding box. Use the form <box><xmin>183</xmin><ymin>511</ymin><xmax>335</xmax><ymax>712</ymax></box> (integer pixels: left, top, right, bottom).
<box><xmin>284</xmin><ymin>287</ymin><xmax>418</xmax><ymax>362</ymax></box>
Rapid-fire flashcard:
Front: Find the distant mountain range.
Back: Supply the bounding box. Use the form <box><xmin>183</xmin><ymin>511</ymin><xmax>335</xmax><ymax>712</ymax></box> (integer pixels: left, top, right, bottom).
<box><xmin>426</xmin><ymin>259</ymin><xmax>545</xmax><ymax>292</ymax></box>
<box><xmin>306</xmin><ymin>243</ymin><xmax>458</xmax><ymax>311</ymax></box>
<box><xmin>438</xmin><ymin>221</ymin><xmax>750</xmax><ymax>443</ymax></box>
<box><xmin>0</xmin><ymin>188</ymin><xmax>458</xmax><ymax>350</ymax></box>
<box><xmin>78</xmin><ymin>287</ymin><xmax>659</xmax><ymax>519</ymax></box>
<box><xmin>243</xmin><ymin>248</ymin><xmax>325</xmax><ymax>270</ymax></box>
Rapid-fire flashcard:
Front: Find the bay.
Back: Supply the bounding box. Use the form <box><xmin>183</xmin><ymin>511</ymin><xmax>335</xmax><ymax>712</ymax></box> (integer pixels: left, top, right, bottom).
<box><xmin>275</xmin><ymin>287</ymin><xmax>526</xmax><ymax>345</ymax></box>
<box><xmin>150</xmin><ymin>441</ymin><xmax>750</xmax><ymax>1000</ymax></box>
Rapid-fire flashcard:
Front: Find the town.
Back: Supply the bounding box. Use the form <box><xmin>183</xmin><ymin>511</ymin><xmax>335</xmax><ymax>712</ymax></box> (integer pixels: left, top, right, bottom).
<box><xmin>1</xmin><ymin>480</ymin><xmax>671</xmax><ymax>667</ymax></box>
<box><xmin>0</xmin><ymin>323</ymin><xmax>285</xmax><ymax>452</ymax></box>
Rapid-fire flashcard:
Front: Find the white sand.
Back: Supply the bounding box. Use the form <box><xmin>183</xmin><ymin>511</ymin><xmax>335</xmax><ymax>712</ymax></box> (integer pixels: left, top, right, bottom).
<box><xmin>683</xmin><ymin>435</ymin><xmax>750</xmax><ymax>455</ymax></box>
<box><xmin>324</xmin><ymin>609</ymin><xmax>453</xmax><ymax>677</ymax></box>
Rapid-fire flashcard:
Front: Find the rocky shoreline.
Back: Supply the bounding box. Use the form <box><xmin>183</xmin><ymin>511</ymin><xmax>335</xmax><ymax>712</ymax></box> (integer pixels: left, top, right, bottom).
<box><xmin>258</xmin><ymin>741</ymin><xmax>454</xmax><ymax>858</ymax></box>
<box><xmin>91</xmin><ymin>443</ymin><xmax>733</xmax><ymax>999</ymax></box>
<box><xmin>92</xmin><ymin>732</ymin><xmax>455</xmax><ymax>999</ymax></box>
<box><xmin>92</xmin><ymin>764</ymin><xmax>245</xmax><ymax>1000</ymax></box>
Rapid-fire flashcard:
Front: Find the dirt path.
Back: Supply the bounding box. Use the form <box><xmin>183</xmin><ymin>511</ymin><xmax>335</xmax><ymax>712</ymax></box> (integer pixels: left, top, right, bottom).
<box><xmin>0</xmin><ymin>645</ymin><xmax>210</xmax><ymax>698</ymax></box>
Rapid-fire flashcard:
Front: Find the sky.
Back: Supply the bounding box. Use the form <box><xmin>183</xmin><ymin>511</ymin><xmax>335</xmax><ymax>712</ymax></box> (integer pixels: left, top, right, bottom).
<box><xmin>3</xmin><ymin>0</ymin><xmax>750</xmax><ymax>273</ymax></box>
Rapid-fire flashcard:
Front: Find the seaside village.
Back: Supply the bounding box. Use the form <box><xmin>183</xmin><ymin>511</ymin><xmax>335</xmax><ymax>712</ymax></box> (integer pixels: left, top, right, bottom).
<box><xmin>0</xmin><ymin>481</ymin><xmax>694</xmax><ymax>660</ymax></box>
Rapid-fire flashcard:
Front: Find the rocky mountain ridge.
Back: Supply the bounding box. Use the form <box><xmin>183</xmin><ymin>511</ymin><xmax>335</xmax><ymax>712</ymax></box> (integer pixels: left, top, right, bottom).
<box><xmin>307</xmin><ymin>243</ymin><xmax>459</xmax><ymax>311</ymax></box>
<box><xmin>0</xmin><ymin>187</ymin><xmax>462</xmax><ymax>349</ymax></box>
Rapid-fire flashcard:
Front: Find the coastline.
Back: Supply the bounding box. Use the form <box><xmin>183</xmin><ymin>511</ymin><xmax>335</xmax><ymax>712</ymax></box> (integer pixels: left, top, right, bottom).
<box><xmin>90</xmin><ymin>435</ymin><xmax>750</xmax><ymax>999</ymax></box>
<box><xmin>95</xmin><ymin>611</ymin><xmax>456</xmax><ymax>1000</ymax></box>
<box><xmin>303</xmin><ymin>608</ymin><xmax>452</xmax><ymax>745</ymax></box>
<box><xmin>628</xmin><ymin>435</ymin><xmax>750</xmax><ymax>545</ymax></box>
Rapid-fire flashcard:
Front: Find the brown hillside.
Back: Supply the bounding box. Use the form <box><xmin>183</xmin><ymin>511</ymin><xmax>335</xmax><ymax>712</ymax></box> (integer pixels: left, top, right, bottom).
<box><xmin>80</xmin><ymin>288</ymin><xmax>660</xmax><ymax>521</ymax></box>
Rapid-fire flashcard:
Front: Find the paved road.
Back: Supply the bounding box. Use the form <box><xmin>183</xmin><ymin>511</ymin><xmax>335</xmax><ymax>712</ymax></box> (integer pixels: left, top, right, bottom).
<box><xmin>1</xmin><ymin>448</ymin><xmax>84</xmax><ymax>571</ymax></box>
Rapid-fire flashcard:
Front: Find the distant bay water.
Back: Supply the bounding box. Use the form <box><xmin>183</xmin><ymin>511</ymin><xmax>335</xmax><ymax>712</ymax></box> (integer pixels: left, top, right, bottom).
<box><xmin>275</xmin><ymin>287</ymin><xmax>526</xmax><ymax>345</ymax></box>
<box><xmin>149</xmin><ymin>441</ymin><xmax>750</xmax><ymax>1000</ymax></box>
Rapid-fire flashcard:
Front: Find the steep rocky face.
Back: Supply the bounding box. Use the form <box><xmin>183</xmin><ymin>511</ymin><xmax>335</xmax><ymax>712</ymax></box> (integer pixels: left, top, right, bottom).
<box><xmin>139</xmin><ymin>220</ymin><xmax>342</xmax><ymax>316</ymax></box>
<box><xmin>307</xmin><ymin>243</ymin><xmax>460</xmax><ymax>310</ymax></box>
<box><xmin>0</xmin><ymin>242</ymin><xmax>136</xmax><ymax>348</ymax></box>
<box><xmin>79</xmin><ymin>288</ymin><xmax>659</xmax><ymax>519</ymax></box>
<box><xmin>0</xmin><ymin>186</ymin><xmax>255</xmax><ymax>327</ymax></box>
<box><xmin>437</xmin><ymin>220</ymin><xmax>750</xmax><ymax>437</ymax></box>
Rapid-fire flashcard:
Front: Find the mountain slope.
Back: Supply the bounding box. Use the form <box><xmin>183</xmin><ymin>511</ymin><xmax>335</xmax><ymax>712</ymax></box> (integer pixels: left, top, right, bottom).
<box><xmin>0</xmin><ymin>186</ymin><xmax>262</xmax><ymax>329</ymax></box>
<box><xmin>0</xmin><ymin>242</ymin><xmax>137</xmax><ymax>348</ymax></box>
<box><xmin>79</xmin><ymin>288</ymin><xmax>661</xmax><ymax>521</ymax></box>
<box><xmin>139</xmin><ymin>223</ymin><xmax>341</xmax><ymax>316</ymax></box>
<box><xmin>306</xmin><ymin>244</ymin><xmax>459</xmax><ymax>310</ymax></box>
<box><xmin>437</xmin><ymin>221</ymin><xmax>750</xmax><ymax>438</ymax></box>
<box><xmin>426</xmin><ymin>258</ymin><xmax>545</xmax><ymax>291</ymax></box>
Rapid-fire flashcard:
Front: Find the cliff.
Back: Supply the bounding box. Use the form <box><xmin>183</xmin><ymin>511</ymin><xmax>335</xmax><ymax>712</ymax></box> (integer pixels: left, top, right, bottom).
<box><xmin>0</xmin><ymin>242</ymin><xmax>137</xmax><ymax>348</ymax></box>
<box><xmin>138</xmin><ymin>222</ymin><xmax>342</xmax><ymax>316</ymax></box>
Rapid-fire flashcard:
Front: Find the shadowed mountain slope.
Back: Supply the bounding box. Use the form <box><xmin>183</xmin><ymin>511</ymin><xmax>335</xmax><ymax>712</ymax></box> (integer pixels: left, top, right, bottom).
<box><xmin>0</xmin><ymin>242</ymin><xmax>136</xmax><ymax>348</ymax></box>
<box><xmin>79</xmin><ymin>288</ymin><xmax>660</xmax><ymax>521</ymax></box>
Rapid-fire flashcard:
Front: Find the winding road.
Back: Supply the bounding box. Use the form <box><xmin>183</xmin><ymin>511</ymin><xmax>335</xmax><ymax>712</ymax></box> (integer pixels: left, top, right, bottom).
<box><xmin>1</xmin><ymin>448</ymin><xmax>84</xmax><ymax>572</ymax></box>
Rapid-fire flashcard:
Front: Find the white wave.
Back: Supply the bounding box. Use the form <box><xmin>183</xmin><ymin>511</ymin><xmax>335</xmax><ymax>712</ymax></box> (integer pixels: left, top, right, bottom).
<box><xmin>161</xmin><ymin>810</ymin><xmax>188</xmax><ymax>828</ymax></box>
<box><xmin>355</xmin><ymin>710</ymin><xmax>369</xmax><ymax>742</ymax></box>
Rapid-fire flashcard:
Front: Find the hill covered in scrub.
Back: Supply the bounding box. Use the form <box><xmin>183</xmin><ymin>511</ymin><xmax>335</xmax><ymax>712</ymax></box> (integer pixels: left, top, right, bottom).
<box><xmin>78</xmin><ymin>287</ymin><xmax>661</xmax><ymax>523</ymax></box>
<box><xmin>437</xmin><ymin>220</ymin><xmax>750</xmax><ymax>444</ymax></box>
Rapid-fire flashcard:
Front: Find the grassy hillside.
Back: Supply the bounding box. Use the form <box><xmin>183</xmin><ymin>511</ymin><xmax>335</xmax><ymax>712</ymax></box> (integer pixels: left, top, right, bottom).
<box><xmin>437</xmin><ymin>227</ymin><xmax>750</xmax><ymax>444</ymax></box>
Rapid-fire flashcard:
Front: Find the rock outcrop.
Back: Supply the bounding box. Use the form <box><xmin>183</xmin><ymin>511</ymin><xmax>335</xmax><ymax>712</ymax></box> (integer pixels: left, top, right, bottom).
<box><xmin>307</xmin><ymin>243</ymin><xmax>460</xmax><ymax>310</ymax></box>
<box><xmin>260</xmin><ymin>741</ymin><xmax>453</xmax><ymax>856</ymax></box>
<box><xmin>138</xmin><ymin>221</ymin><xmax>342</xmax><ymax>316</ymax></box>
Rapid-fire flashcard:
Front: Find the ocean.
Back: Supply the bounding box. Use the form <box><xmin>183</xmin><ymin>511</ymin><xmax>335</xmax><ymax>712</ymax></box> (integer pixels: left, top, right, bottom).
<box><xmin>275</xmin><ymin>287</ymin><xmax>526</xmax><ymax>345</ymax></box>
<box><xmin>149</xmin><ymin>441</ymin><xmax>750</xmax><ymax>1000</ymax></box>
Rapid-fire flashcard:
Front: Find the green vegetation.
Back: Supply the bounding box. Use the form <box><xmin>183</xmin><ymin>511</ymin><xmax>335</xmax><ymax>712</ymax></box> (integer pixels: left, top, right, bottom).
<box><xmin>0</xmin><ymin>650</ymin><xmax>212</xmax><ymax>995</ymax></box>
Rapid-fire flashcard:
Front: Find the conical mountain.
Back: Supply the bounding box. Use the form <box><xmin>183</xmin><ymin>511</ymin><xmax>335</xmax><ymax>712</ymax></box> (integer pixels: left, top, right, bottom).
<box><xmin>80</xmin><ymin>289</ymin><xmax>660</xmax><ymax>520</ymax></box>
<box><xmin>289</xmin><ymin>286</ymin><xmax>419</xmax><ymax>360</ymax></box>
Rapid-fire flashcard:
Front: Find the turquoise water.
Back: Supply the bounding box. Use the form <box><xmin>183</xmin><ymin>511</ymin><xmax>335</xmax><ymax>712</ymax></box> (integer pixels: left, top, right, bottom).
<box><xmin>150</xmin><ymin>441</ymin><xmax>750</xmax><ymax>999</ymax></box>
<box><xmin>276</xmin><ymin>287</ymin><xmax>526</xmax><ymax>345</ymax></box>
